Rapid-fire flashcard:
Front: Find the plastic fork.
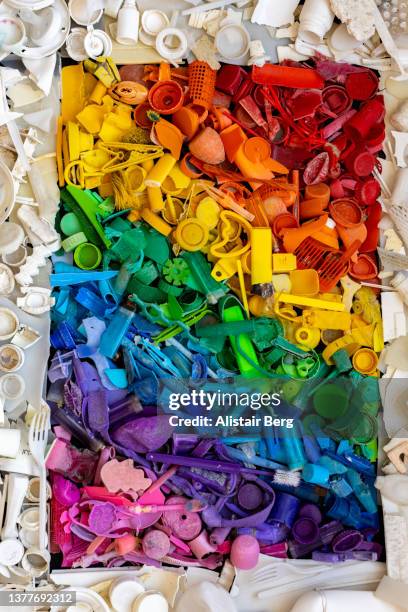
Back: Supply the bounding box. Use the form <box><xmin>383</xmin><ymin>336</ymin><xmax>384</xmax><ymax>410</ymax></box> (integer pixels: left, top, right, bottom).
<box><xmin>28</xmin><ymin>405</ymin><xmax>50</xmax><ymax>551</ymax></box>
<box><xmin>250</xmin><ymin>561</ymin><xmax>334</xmax><ymax>584</ymax></box>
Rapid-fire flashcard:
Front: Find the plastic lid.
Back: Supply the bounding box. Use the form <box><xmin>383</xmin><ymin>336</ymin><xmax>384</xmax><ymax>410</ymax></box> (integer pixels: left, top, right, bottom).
<box><xmin>148</xmin><ymin>81</ymin><xmax>184</xmax><ymax>115</ymax></box>
<box><xmin>215</xmin><ymin>24</ymin><xmax>250</xmax><ymax>59</ymax></box>
<box><xmin>196</xmin><ymin>197</ymin><xmax>220</xmax><ymax>229</ymax></box>
<box><xmin>329</xmin><ymin>198</ymin><xmax>363</xmax><ymax>228</ymax></box>
<box><xmin>0</xmin><ymin>308</ymin><xmax>19</xmax><ymax>340</ymax></box>
<box><xmin>345</xmin><ymin>71</ymin><xmax>379</xmax><ymax>101</ymax></box>
<box><xmin>349</xmin><ymin>254</ymin><xmax>378</xmax><ymax>280</ymax></box>
<box><xmin>292</xmin><ymin>517</ymin><xmax>320</xmax><ymax>544</ymax></box>
<box><xmin>0</xmin><ymin>539</ymin><xmax>24</xmax><ymax>566</ymax></box>
<box><xmin>352</xmin><ymin>348</ymin><xmax>378</xmax><ymax>375</ymax></box>
<box><xmin>174</xmin><ymin>218</ymin><xmax>209</xmax><ymax>251</ymax></box>
<box><xmin>74</xmin><ymin>243</ymin><xmax>102</xmax><ymax>270</ymax></box>
<box><xmin>313</xmin><ymin>384</ymin><xmax>349</xmax><ymax>420</ymax></box>
<box><xmin>141</xmin><ymin>10</ymin><xmax>169</xmax><ymax>36</ymax></box>
<box><xmin>352</xmin><ymin>151</ymin><xmax>376</xmax><ymax>177</ymax></box>
<box><xmin>244</xmin><ymin>137</ymin><xmax>271</xmax><ymax>162</ymax></box>
<box><xmin>0</xmin><ymin>373</ymin><xmax>25</xmax><ymax>399</ymax></box>
<box><xmin>109</xmin><ymin>577</ymin><xmax>145</xmax><ymax>612</ymax></box>
<box><xmin>132</xmin><ymin>592</ymin><xmax>168</xmax><ymax>612</ymax></box>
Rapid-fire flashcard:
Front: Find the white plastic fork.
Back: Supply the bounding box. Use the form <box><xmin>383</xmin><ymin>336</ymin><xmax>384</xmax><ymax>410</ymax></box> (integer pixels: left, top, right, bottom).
<box><xmin>28</xmin><ymin>405</ymin><xmax>50</xmax><ymax>551</ymax></box>
<box><xmin>250</xmin><ymin>561</ymin><xmax>334</xmax><ymax>584</ymax></box>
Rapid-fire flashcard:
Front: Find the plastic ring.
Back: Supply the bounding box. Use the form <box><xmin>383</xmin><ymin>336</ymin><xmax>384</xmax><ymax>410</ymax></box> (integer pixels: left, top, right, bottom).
<box><xmin>74</xmin><ymin>243</ymin><xmax>102</xmax><ymax>270</ymax></box>
<box><xmin>155</xmin><ymin>28</ymin><xmax>188</xmax><ymax>63</ymax></box>
<box><xmin>61</xmin><ymin>232</ymin><xmax>88</xmax><ymax>252</ymax></box>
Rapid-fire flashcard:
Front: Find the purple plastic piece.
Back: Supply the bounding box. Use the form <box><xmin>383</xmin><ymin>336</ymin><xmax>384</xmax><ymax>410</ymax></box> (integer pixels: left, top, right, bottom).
<box><xmin>292</xmin><ymin>517</ymin><xmax>320</xmax><ymax>545</ymax></box>
<box><xmin>298</xmin><ymin>503</ymin><xmax>322</xmax><ymax>525</ymax></box>
<box><xmin>162</xmin><ymin>496</ymin><xmax>202</xmax><ymax>541</ymax></box>
<box><xmin>112</xmin><ymin>416</ymin><xmax>173</xmax><ymax>453</ymax></box>
<box><xmin>173</xmin><ymin>434</ymin><xmax>199</xmax><ymax>454</ymax></box>
<box><xmin>53</xmin><ymin>473</ymin><xmax>81</xmax><ymax>506</ymax></box>
<box><xmin>142</xmin><ymin>529</ymin><xmax>171</xmax><ymax>560</ymax></box>
<box><xmin>209</xmin><ymin>527</ymin><xmax>231</xmax><ymax>546</ymax></box>
<box><xmin>202</xmin><ymin>500</ymin><xmax>275</xmax><ymax>529</ymax></box>
<box><xmin>289</xmin><ymin>521</ymin><xmax>343</xmax><ymax>558</ymax></box>
<box><xmin>332</xmin><ymin>529</ymin><xmax>364</xmax><ymax>553</ymax></box>
<box><xmin>269</xmin><ymin>492</ymin><xmax>300</xmax><ymax>529</ymax></box>
<box><xmin>237</xmin><ymin>482</ymin><xmax>264</xmax><ymax>511</ymax></box>
<box><xmin>88</xmin><ymin>503</ymin><xmax>117</xmax><ymax>536</ymax></box>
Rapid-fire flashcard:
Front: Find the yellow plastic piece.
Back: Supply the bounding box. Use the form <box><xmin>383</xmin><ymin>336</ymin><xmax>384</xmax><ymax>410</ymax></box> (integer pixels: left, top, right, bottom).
<box><xmin>141</xmin><ymin>208</ymin><xmax>172</xmax><ymax>236</ymax></box>
<box><xmin>167</xmin><ymin>164</ymin><xmax>191</xmax><ymax>190</ymax></box>
<box><xmin>98</xmin><ymin>179</ymin><xmax>113</xmax><ymax>198</ymax></box>
<box><xmin>142</xmin><ymin>159</ymin><xmax>154</xmax><ymax>173</ymax></box>
<box><xmin>56</xmin><ymin>116</ymin><xmax>64</xmax><ymax>187</ymax></box>
<box><xmin>289</xmin><ymin>269</ymin><xmax>319</xmax><ymax>296</ymax></box>
<box><xmin>212</xmin><ymin>257</ymin><xmax>239</xmax><ymax>281</ymax></box>
<box><xmin>145</xmin><ymin>154</ymin><xmax>177</xmax><ymax>188</ymax></box>
<box><xmin>99</xmin><ymin>110</ymin><xmax>133</xmax><ymax>142</ymax></box>
<box><xmin>272</xmin><ymin>274</ymin><xmax>291</xmax><ymax>293</ymax></box>
<box><xmin>196</xmin><ymin>197</ymin><xmax>220</xmax><ymax>229</ymax></box>
<box><xmin>295</xmin><ymin>326</ymin><xmax>321</xmax><ymax>349</ymax></box>
<box><xmin>89</xmin><ymin>81</ymin><xmax>108</xmax><ymax>104</ymax></box>
<box><xmin>350</xmin><ymin>324</ymin><xmax>375</xmax><ymax>348</ymax></box>
<box><xmin>210</xmin><ymin>211</ymin><xmax>252</xmax><ymax>259</ymax></box>
<box><xmin>163</xmin><ymin>196</ymin><xmax>183</xmax><ymax>225</ymax></box>
<box><xmin>174</xmin><ymin>218</ymin><xmax>209</xmax><ymax>251</ymax></box>
<box><xmin>61</xmin><ymin>64</ymin><xmax>86</xmax><ymax>122</ymax></box>
<box><xmin>126</xmin><ymin>165</ymin><xmax>146</xmax><ymax>192</ymax></box>
<box><xmin>147</xmin><ymin>186</ymin><xmax>165</xmax><ymax>212</ymax></box>
<box><xmin>302</xmin><ymin>309</ymin><xmax>351</xmax><ymax>331</ymax></box>
<box><xmin>67</xmin><ymin>122</ymin><xmax>94</xmax><ymax>161</ymax></box>
<box><xmin>84</xmin><ymin>176</ymin><xmax>102</xmax><ymax>189</ymax></box>
<box><xmin>251</xmin><ymin>227</ymin><xmax>273</xmax><ymax>286</ymax></box>
<box><xmin>272</xmin><ymin>253</ymin><xmax>297</xmax><ymax>273</ymax></box>
<box><xmin>84</xmin><ymin>72</ymin><xmax>98</xmax><ymax>99</ymax></box>
<box><xmin>352</xmin><ymin>348</ymin><xmax>379</xmax><ymax>375</ymax></box>
<box><xmin>76</xmin><ymin>104</ymin><xmax>106</xmax><ymax>134</ymax></box>
<box><xmin>276</xmin><ymin>293</ymin><xmax>346</xmax><ymax>311</ymax></box>
<box><xmin>240</xmin><ymin>251</ymin><xmax>251</xmax><ymax>274</ymax></box>
<box><xmin>81</xmin><ymin>149</ymin><xmax>111</xmax><ymax>173</ymax></box>
<box><xmin>322</xmin><ymin>334</ymin><xmax>361</xmax><ymax>365</ymax></box>
<box><xmin>318</xmin><ymin>292</ymin><xmax>342</xmax><ymax>302</ymax></box>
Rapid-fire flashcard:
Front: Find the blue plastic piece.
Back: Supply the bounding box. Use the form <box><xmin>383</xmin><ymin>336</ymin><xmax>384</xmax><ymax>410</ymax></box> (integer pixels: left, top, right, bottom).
<box><xmin>225</xmin><ymin>446</ymin><xmax>283</xmax><ymax>469</ymax></box>
<box><xmin>324</xmin><ymin>450</ymin><xmax>375</xmax><ymax>477</ymax></box>
<box><xmin>98</xmin><ymin>279</ymin><xmax>120</xmax><ymax>305</ymax></box>
<box><xmin>303</xmin><ymin>435</ymin><xmax>321</xmax><ymax>464</ymax></box>
<box><xmin>265</xmin><ymin>437</ymin><xmax>287</xmax><ymax>463</ymax></box>
<box><xmin>51</xmin><ymin>271</ymin><xmax>118</xmax><ymax>287</ymax></box>
<box><xmin>330</xmin><ymin>477</ymin><xmax>353</xmax><ymax>498</ymax></box>
<box><xmin>104</xmin><ymin>368</ymin><xmax>128</xmax><ymax>389</ymax></box>
<box><xmin>281</xmin><ymin>424</ymin><xmax>306</xmax><ymax>470</ymax></box>
<box><xmin>74</xmin><ymin>287</ymin><xmax>109</xmax><ymax>319</ymax></box>
<box><xmin>346</xmin><ymin>469</ymin><xmax>377</xmax><ymax>514</ymax></box>
<box><xmin>318</xmin><ymin>455</ymin><xmax>348</xmax><ymax>475</ymax></box>
<box><xmin>99</xmin><ymin>307</ymin><xmax>134</xmax><ymax>359</ymax></box>
<box><xmin>302</xmin><ymin>463</ymin><xmax>330</xmax><ymax>486</ymax></box>
<box><xmin>50</xmin><ymin>322</ymin><xmax>78</xmax><ymax>350</ymax></box>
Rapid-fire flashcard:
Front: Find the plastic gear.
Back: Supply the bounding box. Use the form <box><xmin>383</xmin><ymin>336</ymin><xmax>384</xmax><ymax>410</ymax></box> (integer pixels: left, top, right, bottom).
<box><xmin>163</xmin><ymin>258</ymin><xmax>190</xmax><ymax>286</ymax></box>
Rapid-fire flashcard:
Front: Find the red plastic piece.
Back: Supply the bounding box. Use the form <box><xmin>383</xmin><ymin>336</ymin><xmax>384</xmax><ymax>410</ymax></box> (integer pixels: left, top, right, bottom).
<box><xmin>216</xmin><ymin>64</ymin><xmax>246</xmax><ymax>96</ymax></box>
<box><xmin>345</xmin><ymin>147</ymin><xmax>376</xmax><ymax>177</ymax></box>
<box><xmin>289</xmin><ymin>90</ymin><xmax>322</xmax><ymax>120</ymax></box>
<box><xmin>360</xmin><ymin>201</ymin><xmax>382</xmax><ymax>252</ymax></box>
<box><xmin>349</xmin><ymin>254</ymin><xmax>378</xmax><ymax>280</ymax></box>
<box><xmin>344</xmin><ymin>96</ymin><xmax>385</xmax><ymax>140</ymax></box>
<box><xmin>148</xmin><ymin>80</ymin><xmax>184</xmax><ymax>115</ymax></box>
<box><xmin>252</xmin><ymin>64</ymin><xmax>325</xmax><ymax>89</ymax></box>
<box><xmin>133</xmin><ymin>103</ymin><xmax>154</xmax><ymax>128</ymax></box>
<box><xmin>322</xmin><ymin>85</ymin><xmax>352</xmax><ymax>115</ymax></box>
<box><xmin>329</xmin><ymin>198</ymin><xmax>363</xmax><ymax>227</ymax></box>
<box><xmin>356</xmin><ymin>178</ymin><xmax>381</xmax><ymax>206</ymax></box>
<box><xmin>303</xmin><ymin>152</ymin><xmax>330</xmax><ymax>185</ymax></box>
<box><xmin>295</xmin><ymin>238</ymin><xmax>360</xmax><ymax>291</ymax></box>
<box><xmin>345</xmin><ymin>70</ymin><xmax>379</xmax><ymax>101</ymax></box>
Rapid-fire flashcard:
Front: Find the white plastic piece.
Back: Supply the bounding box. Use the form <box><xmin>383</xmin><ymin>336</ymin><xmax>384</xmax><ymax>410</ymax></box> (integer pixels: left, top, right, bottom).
<box><xmin>176</xmin><ymin>582</ymin><xmax>237</xmax><ymax>612</ymax></box>
<box><xmin>0</xmin><ymin>161</ymin><xmax>16</xmax><ymax>225</ymax></box>
<box><xmin>0</xmin><ymin>308</ymin><xmax>19</xmax><ymax>341</ymax></box>
<box><xmin>215</xmin><ymin>23</ymin><xmax>250</xmax><ymax>59</ymax></box>
<box><xmin>290</xmin><ymin>589</ymin><xmax>401</xmax><ymax>612</ymax></box>
<box><xmin>66</xmin><ymin>27</ymin><xmax>88</xmax><ymax>61</ymax></box>
<box><xmin>15</xmin><ymin>245</ymin><xmax>55</xmax><ymax>287</ymax></box>
<box><xmin>109</xmin><ymin>576</ymin><xmax>145</xmax><ymax>612</ymax></box>
<box><xmin>381</xmin><ymin>292</ymin><xmax>406</xmax><ymax>342</ymax></box>
<box><xmin>298</xmin><ymin>0</ymin><xmax>335</xmax><ymax>44</ymax></box>
<box><xmin>1</xmin><ymin>473</ymin><xmax>28</xmax><ymax>540</ymax></box>
<box><xmin>19</xmin><ymin>6</ymin><xmax>62</xmax><ymax>47</ymax></box>
<box><xmin>248</xmin><ymin>40</ymin><xmax>270</xmax><ymax>66</ymax></box>
<box><xmin>0</xmin><ymin>265</ymin><xmax>15</xmax><ymax>296</ymax></box>
<box><xmin>0</xmin><ymin>17</ymin><xmax>26</xmax><ymax>52</ymax></box>
<box><xmin>141</xmin><ymin>10</ymin><xmax>169</xmax><ymax>38</ymax></box>
<box><xmin>21</xmin><ymin>547</ymin><xmax>50</xmax><ymax>577</ymax></box>
<box><xmin>0</xmin><ymin>373</ymin><xmax>25</xmax><ymax>423</ymax></box>
<box><xmin>26</xmin><ymin>476</ymin><xmax>51</xmax><ymax>503</ymax></box>
<box><xmin>0</xmin><ymin>427</ymin><xmax>21</xmax><ymax>458</ymax></box>
<box><xmin>132</xmin><ymin>591</ymin><xmax>168</xmax><ymax>612</ymax></box>
<box><xmin>68</xmin><ymin>0</ymin><xmax>104</xmax><ymax>26</ymax></box>
<box><xmin>50</xmin><ymin>587</ymin><xmax>110</xmax><ymax>612</ymax></box>
<box><xmin>17</xmin><ymin>287</ymin><xmax>55</xmax><ymax>315</ymax></box>
<box><xmin>0</xmin><ymin>344</ymin><xmax>25</xmax><ymax>373</ymax></box>
<box><xmin>105</xmin><ymin>0</ymin><xmax>124</xmax><ymax>19</ymax></box>
<box><xmin>0</xmin><ymin>223</ymin><xmax>24</xmax><ymax>256</ymax></box>
<box><xmin>390</xmin><ymin>273</ymin><xmax>408</xmax><ymax>307</ymax></box>
<box><xmin>391</xmin><ymin>131</ymin><xmax>408</xmax><ymax>168</ymax></box>
<box><xmin>391</xmin><ymin>100</ymin><xmax>408</xmax><ymax>132</ymax></box>
<box><xmin>156</xmin><ymin>28</ymin><xmax>188</xmax><ymax>63</ymax></box>
<box><xmin>11</xmin><ymin>325</ymin><xmax>41</xmax><ymax>349</ymax></box>
<box><xmin>0</xmin><ymin>539</ymin><xmax>24</xmax><ymax>567</ymax></box>
<box><xmin>117</xmin><ymin>0</ymin><xmax>140</xmax><ymax>46</ymax></box>
<box><xmin>17</xmin><ymin>205</ymin><xmax>60</xmax><ymax>247</ymax></box>
<box><xmin>18</xmin><ymin>507</ymin><xmax>39</xmax><ymax>531</ymax></box>
<box><xmin>23</xmin><ymin>55</ymin><xmax>57</xmax><ymax>97</ymax></box>
<box><xmin>183</xmin><ymin>0</ymin><xmax>238</xmax><ymax>15</ymax></box>
<box><xmin>376</xmin><ymin>575</ymin><xmax>408</xmax><ymax>609</ymax></box>
<box><xmin>24</xmin><ymin>108</ymin><xmax>54</xmax><ymax>132</ymax></box>
<box><xmin>252</xmin><ymin>0</ymin><xmax>300</xmax><ymax>27</ymax></box>
<box><xmin>84</xmin><ymin>28</ymin><xmax>113</xmax><ymax>59</ymax></box>
<box><xmin>330</xmin><ymin>0</ymin><xmax>375</xmax><ymax>42</ymax></box>
<box><xmin>2</xmin><ymin>245</ymin><xmax>27</xmax><ymax>269</ymax></box>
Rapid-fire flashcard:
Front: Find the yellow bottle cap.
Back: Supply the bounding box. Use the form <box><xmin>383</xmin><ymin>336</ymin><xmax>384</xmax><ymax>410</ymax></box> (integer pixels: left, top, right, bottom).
<box><xmin>196</xmin><ymin>197</ymin><xmax>220</xmax><ymax>229</ymax></box>
<box><xmin>352</xmin><ymin>348</ymin><xmax>378</xmax><ymax>375</ymax></box>
<box><xmin>174</xmin><ymin>218</ymin><xmax>209</xmax><ymax>251</ymax></box>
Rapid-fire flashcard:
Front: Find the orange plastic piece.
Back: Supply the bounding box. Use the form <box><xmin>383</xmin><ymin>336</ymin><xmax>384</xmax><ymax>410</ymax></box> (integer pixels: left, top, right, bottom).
<box><xmin>263</xmin><ymin>157</ymin><xmax>290</xmax><ymax>174</ymax></box>
<box><xmin>180</xmin><ymin>153</ymin><xmax>203</xmax><ymax>178</ymax></box>
<box><xmin>108</xmin><ymin>81</ymin><xmax>148</xmax><ymax>105</ymax></box>
<box><xmin>148</xmin><ymin>80</ymin><xmax>184</xmax><ymax>115</ymax></box>
<box><xmin>159</xmin><ymin>62</ymin><xmax>171</xmax><ymax>81</ymax></box>
<box><xmin>281</xmin><ymin>215</ymin><xmax>329</xmax><ymax>252</ymax></box>
<box><xmin>273</xmin><ymin>212</ymin><xmax>299</xmax><ymax>237</ymax></box>
<box><xmin>173</xmin><ymin>106</ymin><xmax>200</xmax><ymax>139</ymax></box>
<box><xmin>329</xmin><ymin>198</ymin><xmax>363</xmax><ymax>228</ymax></box>
<box><xmin>188</xmin><ymin>61</ymin><xmax>217</xmax><ymax>111</ymax></box>
<box><xmin>349</xmin><ymin>254</ymin><xmax>378</xmax><ymax>280</ymax></box>
<box><xmin>305</xmin><ymin>183</ymin><xmax>330</xmax><ymax>206</ymax></box>
<box><xmin>212</xmin><ymin>107</ymin><xmax>233</xmax><ymax>131</ymax></box>
<box><xmin>244</xmin><ymin>137</ymin><xmax>271</xmax><ymax>162</ymax></box>
<box><xmin>234</xmin><ymin>143</ymin><xmax>274</xmax><ymax>185</ymax></box>
<box><xmin>154</xmin><ymin>118</ymin><xmax>184</xmax><ymax>160</ymax></box>
<box><xmin>134</xmin><ymin>103</ymin><xmax>154</xmax><ymax>128</ymax></box>
<box><xmin>337</xmin><ymin>223</ymin><xmax>367</xmax><ymax>253</ymax></box>
<box><xmin>220</xmin><ymin>124</ymin><xmax>247</xmax><ymax>163</ymax></box>
<box><xmin>313</xmin><ymin>222</ymin><xmax>339</xmax><ymax>250</ymax></box>
<box><xmin>300</xmin><ymin>198</ymin><xmax>327</xmax><ymax>220</ymax></box>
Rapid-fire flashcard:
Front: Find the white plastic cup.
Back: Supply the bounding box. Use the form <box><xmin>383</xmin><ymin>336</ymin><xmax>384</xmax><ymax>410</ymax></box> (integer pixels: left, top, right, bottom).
<box><xmin>215</xmin><ymin>24</ymin><xmax>250</xmax><ymax>59</ymax></box>
<box><xmin>299</xmin><ymin>0</ymin><xmax>335</xmax><ymax>44</ymax></box>
<box><xmin>105</xmin><ymin>0</ymin><xmax>124</xmax><ymax>19</ymax></box>
<box><xmin>21</xmin><ymin>548</ymin><xmax>50</xmax><ymax>577</ymax></box>
<box><xmin>116</xmin><ymin>0</ymin><xmax>140</xmax><ymax>45</ymax></box>
<box><xmin>0</xmin><ymin>345</ymin><xmax>24</xmax><ymax>373</ymax></box>
<box><xmin>68</xmin><ymin>0</ymin><xmax>104</xmax><ymax>26</ymax></box>
<box><xmin>27</xmin><ymin>477</ymin><xmax>51</xmax><ymax>503</ymax></box>
<box><xmin>0</xmin><ymin>17</ymin><xmax>26</xmax><ymax>52</ymax></box>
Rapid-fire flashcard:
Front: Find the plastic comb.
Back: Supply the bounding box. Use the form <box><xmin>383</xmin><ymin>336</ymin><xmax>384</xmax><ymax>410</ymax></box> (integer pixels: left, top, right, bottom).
<box><xmin>295</xmin><ymin>238</ymin><xmax>360</xmax><ymax>291</ymax></box>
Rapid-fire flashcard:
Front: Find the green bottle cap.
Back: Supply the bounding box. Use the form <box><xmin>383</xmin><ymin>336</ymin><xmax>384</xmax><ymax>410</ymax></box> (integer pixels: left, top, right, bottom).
<box><xmin>313</xmin><ymin>383</ymin><xmax>349</xmax><ymax>420</ymax></box>
<box><xmin>60</xmin><ymin>212</ymin><xmax>83</xmax><ymax>237</ymax></box>
<box><xmin>74</xmin><ymin>243</ymin><xmax>102</xmax><ymax>270</ymax></box>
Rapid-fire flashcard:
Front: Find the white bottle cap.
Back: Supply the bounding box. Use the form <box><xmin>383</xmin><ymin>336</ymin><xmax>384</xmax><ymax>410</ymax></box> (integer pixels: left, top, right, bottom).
<box><xmin>141</xmin><ymin>10</ymin><xmax>169</xmax><ymax>36</ymax></box>
<box><xmin>0</xmin><ymin>374</ymin><xmax>25</xmax><ymax>400</ymax></box>
<box><xmin>0</xmin><ymin>539</ymin><xmax>24</xmax><ymax>566</ymax></box>
<box><xmin>215</xmin><ymin>23</ymin><xmax>250</xmax><ymax>59</ymax></box>
<box><xmin>109</xmin><ymin>577</ymin><xmax>145</xmax><ymax>612</ymax></box>
<box><xmin>132</xmin><ymin>592</ymin><xmax>168</xmax><ymax>612</ymax></box>
<box><xmin>66</xmin><ymin>27</ymin><xmax>88</xmax><ymax>61</ymax></box>
<box><xmin>0</xmin><ymin>309</ymin><xmax>19</xmax><ymax>341</ymax></box>
<box><xmin>84</xmin><ymin>29</ymin><xmax>113</xmax><ymax>59</ymax></box>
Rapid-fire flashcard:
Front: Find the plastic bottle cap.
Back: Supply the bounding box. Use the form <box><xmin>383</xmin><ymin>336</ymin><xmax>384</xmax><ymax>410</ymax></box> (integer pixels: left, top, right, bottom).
<box><xmin>148</xmin><ymin>81</ymin><xmax>184</xmax><ymax>115</ymax></box>
<box><xmin>0</xmin><ymin>344</ymin><xmax>24</xmax><ymax>373</ymax></box>
<box><xmin>0</xmin><ymin>373</ymin><xmax>25</xmax><ymax>399</ymax></box>
<box><xmin>74</xmin><ymin>243</ymin><xmax>102</xmax><ymax>270</ymax></box>
<box><xmin>244</xmin><ymin>137</ymin><xmax>271</xmax><ymax>162</ymax></box>
<box><xmin>132</xmin><ymin>591</ymin><xmax>168</xmax><ymax>612</ymax></box>
<box><xmin>345</xmin><ymin>71</ymin><xmax>379</xmax><ymax>101</ymax></box>
<box><xmin>349</xmin><ymin>254</ymin><xmax>378</xmax><ymax>280</ymax></box>
<box><xmin>109</xmin><ymin>576</ymin><xmax>145</xmax><ymax>612</ymax></box>
<box><xmin>196</xmin><ymin>197</ymin><xmax>220</xmax><ymax>229</ymax></box>
<box><xmin>174</xmin><ymin>218</ymin><xmax>209</xmax><ymax>251</ymax></box>
<box><xmin>352</xmin><ymin>348</ymin><xmax>379</xmax><ymax>375</ymax></box>
<box><xmin>0</xmin><ymin>223</ymin><xmax>24</xmax><ymax>255</ymax></box>
<box><xmin>329</xmin><ymin>198</ymin><xmax>363</xmax><ymax>228</ymax></box>
<box><xmin>0</xmin><ymin>308</ymin><xmax>19</xmax><ymax>341</ymax></box>
<box><xmin>215</xmin><ymin>24</ymin><xmax>250</xmax><ymax>59</ymax></box>
<box><xmin>60</xmin><ymin>212</ymin><xmax>83</xmax><ymax>236</ymax></box>
<box><xmin>84</xmin><ymin>29</ymin><xmax>112</xmax><ymax>59</ymax></box>
<box><xmin>141</xmin><ymin>10</ymin><xmax>169</xmax><ymax>36</ymax></box>
<box><xmin>0</xmin><ymin>539</ymin><xmax>24</xmax><ymax>566</ymax></box>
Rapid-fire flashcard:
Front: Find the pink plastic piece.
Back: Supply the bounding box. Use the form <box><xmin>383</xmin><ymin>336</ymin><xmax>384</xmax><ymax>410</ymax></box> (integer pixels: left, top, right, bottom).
<box><xmin>142</xmin><ymin>529</ymin><xmax>171</xmax><ymax>560</ymax></box>
<box><xmin>101</xmin><ymin>459</ymin><xmax>152</xmax><ymax>493</ymax></box>
<box><xmin>230</xmin><ymin>535</ymin><xmax>260</xmax><ymax>570</ymax></box>
<box><xmin>115</xmin><ymin>534</ymin><xmax>138</xmax><ymax>555</ymax></box>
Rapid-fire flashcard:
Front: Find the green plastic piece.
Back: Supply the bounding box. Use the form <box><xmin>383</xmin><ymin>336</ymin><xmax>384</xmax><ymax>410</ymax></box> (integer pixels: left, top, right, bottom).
<box><xmin>140</xmin><ymin>226</ymin><xmax>170</xmax><ymax>265</ymax></box>
<box><xmin>274</xmin><ymin>335</ymin><xmax>311</xmax><ymax>358</ymax></box>
<box><xmin>182</xmin><ymin>252</ymin><xmax>227</xmax><ymax>303</ymax></box>
<box><xmin>163</xmin><ymin>259</ymin><xmax>190</xmax><ymax>286</ymax></box>
<box><xmin>332</xmin><ymin>349</ymin><xmax>352</xmax><ymax>373</ymax></box>
<box><xmin>360</xmin><ymin>439</ymin><xmax>378</xmax><ymax>462</ymax></box>
<box><xmin>60</xmin><ymin>212</ymin><xmax>82</xmax><ymax>236</ymax></box>
<box><xmin>127</xmin><ymin>278</ymin><xmax>167</xmax><ymax>303</ymax></box>
<box><xmin>97</xmin><ymin>196</ymin><xmax>115</xmax><ymax>218</ymax></box>
<box><xmin>131</xmin><ymin>261</ymin><xmax>158</xmax><ymax>285</ymax></box>
<box><xmin>313</xmin><ymin>383</ymin><xmax>349</xmax><ymax>420</ymax></box>
<box><xmin>158</xmin><ymin>280</ymin><xmax>184</xmax><ymax>296</ymax></box>
<box><xmin>221</xmin><ymin>296</ymin><xmax>260</xmax><ymax>378</ymax></box>
<box><xmin>64</xmin><ymin>186</ymin><xmax>111</xmax><ymax>248</ymax></box>
<box><xmin>110</xmin><ymin>228</ymin><xmax>146</xmax><ymax>263</ymax></box>
<box><xmin>195</xmin><ymin>317</ymin><xmax>282</xmax><ymax>351</ymax></box>
<box><xmin>107</xmin><ymin>217</ymin><xmax>133</xmax><ymax>233</ymax></box>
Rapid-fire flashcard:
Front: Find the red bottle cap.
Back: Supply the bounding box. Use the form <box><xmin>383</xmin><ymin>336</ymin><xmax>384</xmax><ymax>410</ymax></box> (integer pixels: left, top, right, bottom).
<box><xmin>345</xmin><ymin>70</ymin><xmax>379</xmax><ymax>101</ymax></box>
<box><xmin>133</xmin><ymin>102</ymin><xmax>154</xmax><ymax>128</ymax></box>
<box><xmin>356</xmin><ymin>178</ymin><xmax>381</xmax><ymax>206</ymax></box>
